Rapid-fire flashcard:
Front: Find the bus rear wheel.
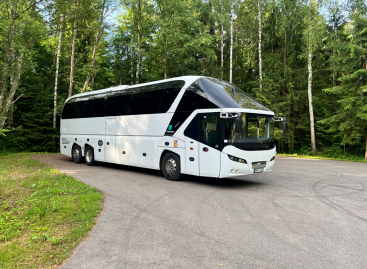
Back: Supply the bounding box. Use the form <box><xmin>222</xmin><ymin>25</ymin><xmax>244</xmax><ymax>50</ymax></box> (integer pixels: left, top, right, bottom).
<box><xmin>72</xmin><ymin>145</ymin><xmax>83</xmax><ymax>163</ymax></box>
<box><xmin>85</xmin><ymin>146</ymin><xmax>95</xmax><ymax>166</ymax></box>
<box><xmin>161</xmin><ymin>152</ymin><xmax>182</xmax><ymax>181</ymax></box>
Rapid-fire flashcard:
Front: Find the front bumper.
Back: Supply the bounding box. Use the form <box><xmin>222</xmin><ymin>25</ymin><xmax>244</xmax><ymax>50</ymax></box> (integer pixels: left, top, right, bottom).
<box><xmin>219</xmin><ymin>146</ymin><xmax>276</xmax><ymax>178</ymax></box>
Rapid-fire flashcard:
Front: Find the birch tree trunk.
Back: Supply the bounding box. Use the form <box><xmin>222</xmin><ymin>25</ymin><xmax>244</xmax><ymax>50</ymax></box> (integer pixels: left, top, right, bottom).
<box><xmin>82</xmin><ymin>0</ymin><xmax>106</xmax><ymax>92</ymax></box>
<box><xmin>163</xmin><ymin>51</ymin><xmax>167</xmax><ymax>79</ymax></box>
<box><xmin>0</xmin><ymin>8</ymin><xmax>22</xmax><ymax>131</ymax></box>
<box><xmin>82</xmin><ymin>28</ymin><xmax>104</xmax><ymax>92</ymax></box>
<box><xmin>53</xmin><ymin>14</ymin><xmax>63</xmax><ymax>128</ymax></box>
<box><xmin>0</xmin><ymin>12</ymin><xmax>13</xmax><ymax>112</ymax></box>
<box><xmin>258</xmin><ymin>0</ymin><xmax>263</xmax><ymax>93</ymax></box>
<box><xmin>130</xmin><ymin>8</ymin><xmax>134</xmax><ymax>85</ymax></box>
<box><xmin>136</xmin><ymin>0</ymin><xmax>141</xmax><ymax>84</ymax></box>
<box><xmin>68</xmin><ymin>1</ymin><xmax>78</xmax><ymax>98</ymax></box>
<box><xmin>0</xmin><ymin>55</ymin><xmax>23</xmax><ymax>130</ymax></box>
<box><xmin>307</xmin><ymin>24</ymin><xmax>316</xmax><ymax>155</ymax></box>
<box><xmin>229</xmin><ymin>2</ymin><xmax>233</xmax><ymax>84</ymax></box>
<box><xmin>221</xmin><ymin>0</ymin><xmax>224</xmax><ymax>80</ymax></box>
<box><xmin>283</xmin><ymin>31</ymin><xmax>287</xmax><ymax>96</ymax></box>
<box><xmin>163</xmin><ymin>38</ymin><xmax>167</xmax><ymax>79</ymax></box>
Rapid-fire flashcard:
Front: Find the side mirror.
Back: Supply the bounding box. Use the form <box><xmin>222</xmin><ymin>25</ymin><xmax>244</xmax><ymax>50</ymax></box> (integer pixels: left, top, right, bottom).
<box><xmin>235</xmin><ymin>117</ymin><xmax>243</xmax><ymax>133</ymax></box>
<box><xmin>282</xmin><ymin>118</ymin><xmax>287</xmax><ymax>135</ymax></box>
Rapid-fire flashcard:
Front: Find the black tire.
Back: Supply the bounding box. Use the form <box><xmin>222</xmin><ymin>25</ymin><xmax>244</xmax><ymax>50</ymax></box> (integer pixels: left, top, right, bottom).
<box><xmin>72</xmin><ymin>145</ymin><xmax>83</xmax><ymax>163</ymax></box>
<box><xmin>85</xmin><ymin>146</ymin><xmax>95</xmax><ymax>166</ymax></box>
<box><xmin>161</xmin><ymin>152</ymin><xmax>182</xmax><ymax>181</ymax></box>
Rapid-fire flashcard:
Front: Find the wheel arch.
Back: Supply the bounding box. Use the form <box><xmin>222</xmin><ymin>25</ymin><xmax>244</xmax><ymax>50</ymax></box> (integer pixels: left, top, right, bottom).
<box><xmin>71</xmin><ymin>143</ymin><xmax>80</xmax><ymax>156</ymax></box>
<box><xmin>159</xmin><ymin>150</ymin><xmax>181</xmax><ymax>170</ymax></box>
<box><xmin>84</xmin><ymin>143</ymin><xmax>93</xmax><ymax>150</ymax></box>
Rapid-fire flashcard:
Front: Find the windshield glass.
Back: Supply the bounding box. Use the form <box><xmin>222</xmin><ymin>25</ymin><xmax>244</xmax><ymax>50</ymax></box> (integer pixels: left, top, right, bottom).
<box><xmin>201</xmin><ymin>78</ymin><xmax>271</xmax><ymax>111</ymax></box>
<box><xmin>223</xmin><ymin>114</ymin><xmax>275</xmax><ymax>151</ymax></box>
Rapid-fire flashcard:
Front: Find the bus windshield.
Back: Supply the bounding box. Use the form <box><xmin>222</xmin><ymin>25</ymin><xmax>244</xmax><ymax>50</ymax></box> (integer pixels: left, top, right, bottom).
<box><xmin>223</xmin><ymin>114</ymin><xmax>275</xmax><ymax>151</ymax></box>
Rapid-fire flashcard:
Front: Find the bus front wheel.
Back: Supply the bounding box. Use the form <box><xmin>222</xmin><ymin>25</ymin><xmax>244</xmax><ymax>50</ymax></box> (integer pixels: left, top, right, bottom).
<box><xmin>72</xmin><ymin>145</ymin><xmax>83</xmax><ymax>163</ymax></box>
<box><xmin>161</xmin><ymin>152</ymin><xmax>182</xmax><ymax>181</ymax></box>
<box><xmin>85</xmin><ymin>146</ymin><xmax>95</xmax><ymax>166</ymax></box>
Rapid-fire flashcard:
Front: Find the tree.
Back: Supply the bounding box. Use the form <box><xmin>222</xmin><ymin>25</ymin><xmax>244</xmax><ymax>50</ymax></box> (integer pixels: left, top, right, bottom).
<box><xmin>321</xmin><ymin>5</ymin><xmax>367</xmax><ymax>160</ymax></box>
<box><xmin>68</xmin><ymin>0</ymin><xmax>79</xmax><ymax>98</ymax></box>
<box><xmin>258</xmin><ymin>0</ymin><xmax>263</xmax><ymax>93</ymax></box>
<box><xmin>229</xmin><ymin>2</ymin><xmax>233</xmax><ymax>83</ymax></box>
<box><xmin>303</xmin><ymin>0</ymin><xmax>325</xmax><ymax>155</ymax></box>
<box><xmin>0</xmin><ymin>0</ymin><xmax>44</xmax><ymax>131</ymax></box>
<box><xmin>53</xmin><ymin>14</ymin><xmax>63</xmax><ymax>128</ymax></box>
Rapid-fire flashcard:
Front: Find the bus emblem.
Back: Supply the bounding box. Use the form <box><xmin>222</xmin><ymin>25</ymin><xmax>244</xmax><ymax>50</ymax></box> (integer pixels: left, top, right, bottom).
<box><xmin>168</xmin><ymin>125</ymin><xmax>172</xmax><ymax>131</ymax></box>
<box><xmin>174</xmin><ymin>140</ymin><xmax>178</xmax><ymax>147</ymax></box>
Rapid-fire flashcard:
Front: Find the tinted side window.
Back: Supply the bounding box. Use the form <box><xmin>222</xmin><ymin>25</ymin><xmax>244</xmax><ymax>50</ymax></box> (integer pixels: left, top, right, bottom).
<box><xmin>184</xmin><ymin>114</ymin><xmax>200</xmax><ymax>140</ymax></box>
<box><xmin>62</xmin><ymin>94</ymin><xmax>108</xmax><ymax>119</ymax></box>
<box><xmin>84</xmin><ymin>98</ymin><xmax>106</xmax><ymax>118</ymax></box>
<box><xmin>105</xmin><ymin>93</ymin><xmax>133</xmax><ymax>116</ymax></box>
<box><xmin>164</xmin><ymin>112</ymin><xmax>192</xmax><ymax>136</ymax></box>
<box><xmin>61</xmin><ymin>103</ymin><xmax>73</xmax><ymax>119</ymax></box>
<box><xmin>200</xmin><ymin>113</ymin><xmax>220</xmax><ymax>149</ymax></box>
<box><xmin>129</xmin><ymin>89</ymin><xmax>165</xmax><ymax>115</ymax></box>
<box><xmin>158</xmin><ymin>88</ymin><xmax>181</xmax><ymax>113</ymax></box>
<box><xmin>62</xmin><ymin>101</ymin><xmax>85</xmax><ymax>119</ymax></box>
<box><xmin>176</xmin><ymin>90</ymin><xmax>218</xmax><ymax>112</ymax></box>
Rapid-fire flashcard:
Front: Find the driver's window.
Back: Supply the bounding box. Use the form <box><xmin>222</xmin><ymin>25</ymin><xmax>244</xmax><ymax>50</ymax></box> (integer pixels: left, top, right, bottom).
<box><xmin>200</xmin><ymin>114</ymin><xmax>219</xmax><ymax>149</ymax></box>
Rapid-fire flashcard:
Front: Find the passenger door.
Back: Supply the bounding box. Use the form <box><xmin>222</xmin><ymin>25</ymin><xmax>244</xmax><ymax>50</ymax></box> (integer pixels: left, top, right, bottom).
<box><xmin>105</xmin><ymin>118</ymin><xmax>116</xmax><ymax>163</ymax></box>
<box><xmin>198</xmin><ymin>113</ymin><xmax>221</xmax><ymax>177</ymax></box>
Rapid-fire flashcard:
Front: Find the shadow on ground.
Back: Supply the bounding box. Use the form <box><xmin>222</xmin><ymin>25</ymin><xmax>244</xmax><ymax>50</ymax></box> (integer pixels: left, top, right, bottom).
<box><xmin>88</xmin><ymin>160</ymin><xmax>265</xmax><ymax>189</ymax></box>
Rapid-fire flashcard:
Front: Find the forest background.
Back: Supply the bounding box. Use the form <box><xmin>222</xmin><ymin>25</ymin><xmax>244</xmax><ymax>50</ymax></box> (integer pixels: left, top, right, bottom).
<box><xmin>0</xmin><ymin>0</ymin><xmax>366</xmax><ymax>160</ymax></box>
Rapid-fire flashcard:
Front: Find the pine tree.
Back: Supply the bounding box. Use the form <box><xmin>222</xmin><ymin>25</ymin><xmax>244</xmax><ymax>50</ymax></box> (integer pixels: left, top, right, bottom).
<box><xmin>321</xmin><ymin>8</ymin><xmax>367</xmax><ymax>160</ymax></box>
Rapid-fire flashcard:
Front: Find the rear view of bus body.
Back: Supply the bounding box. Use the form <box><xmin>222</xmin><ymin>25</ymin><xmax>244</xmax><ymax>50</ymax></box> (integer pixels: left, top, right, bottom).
<box><xmin>60</xmin><ymin>76</ymin><xmax>283</xmax><ymax>180</ymax></box>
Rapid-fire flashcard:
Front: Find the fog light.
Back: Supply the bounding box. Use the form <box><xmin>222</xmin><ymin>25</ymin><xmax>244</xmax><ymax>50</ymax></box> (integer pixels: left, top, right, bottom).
<box><xmin>236</xmin><ymin>169</ymin><xmax>239</xmax><ymax>172</ymax></box>
<box><xmin>230</xmin><ymin>169</ymin><xmax>235</xmax><ymax>172</ymax></box>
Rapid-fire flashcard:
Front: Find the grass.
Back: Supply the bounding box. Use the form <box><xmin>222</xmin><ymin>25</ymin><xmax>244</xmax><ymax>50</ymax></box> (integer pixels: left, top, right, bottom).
<box><xmin>0</xmin><ymin>153</ymin><xmax>103</xmax><ymax>268</ymax></box>
<box><xmin>276</xmin><ymin>153</ymin><xmax>367</xmax><ymax>163</ymax></box>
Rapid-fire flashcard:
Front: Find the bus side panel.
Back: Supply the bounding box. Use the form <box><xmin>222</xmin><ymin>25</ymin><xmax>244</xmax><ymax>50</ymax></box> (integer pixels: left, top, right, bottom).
<box><xmin>116</xmin><ymin>136</ymin><xmax>133</xmax><ymax>165</ymax></box>
<box><xmin>115</xmin><ymin>114</ymin><xmax>173</xmax><ymax>136</ymax></box>
<box><xmin>60</xmin><ymin>134</ymin><xmax>85</xmax><ymax>157</ymax></box>
<box><xmin>61</xmin><ymin>118</ymin><xmax>105</xmax><ymax>135</ymax></box>
<box><xmin>60</xmin><ymin>134</ymin><xmax>73</xmax><ymax>157</ymax></box>
<box><xmin>131</xmin><ymin>137</ymin><xmax>158</xmax><ymax>170</ymax></box>
<box><xmin>93</xmin><ymin>135</ymin><xmax>106</xmax><ymax>162</ymax></box>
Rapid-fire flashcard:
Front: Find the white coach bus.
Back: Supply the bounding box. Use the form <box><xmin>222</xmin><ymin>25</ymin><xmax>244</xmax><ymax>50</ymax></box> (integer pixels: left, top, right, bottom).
<box><xmin>60</xmin><ymin>76</ymin><xmax>286</xmax><ymax>181</ymax></box>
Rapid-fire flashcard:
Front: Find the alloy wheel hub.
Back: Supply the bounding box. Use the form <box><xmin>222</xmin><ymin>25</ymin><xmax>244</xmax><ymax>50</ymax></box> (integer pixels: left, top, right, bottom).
<box><xmin>165</xmin><ymin>158</ymin><xmax>177</xmax><ymax>175</ymax></box>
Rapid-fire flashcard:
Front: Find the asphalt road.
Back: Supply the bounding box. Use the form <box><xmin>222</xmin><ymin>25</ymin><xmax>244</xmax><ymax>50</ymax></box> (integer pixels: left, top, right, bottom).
<box><xmin>33</xmin><ymin>154</ymin><xmax>367</xmax><ymax>269</ymax></box>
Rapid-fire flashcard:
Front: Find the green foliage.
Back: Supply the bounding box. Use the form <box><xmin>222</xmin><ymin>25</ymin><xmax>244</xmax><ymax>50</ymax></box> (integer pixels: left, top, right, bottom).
<box><xmin>0</xmin><ymin>0</ymin><xmax>366</xmax><ymax>160</ymax></box>
<box><xmin>320</xmin><ymin>8</ymin><xmax>367</xmax><ymax>153</ymax></box>
<box><xmin>0</xmin><ymin>153</ymin><xmax>103</xmax><ymax>268</ymax></box>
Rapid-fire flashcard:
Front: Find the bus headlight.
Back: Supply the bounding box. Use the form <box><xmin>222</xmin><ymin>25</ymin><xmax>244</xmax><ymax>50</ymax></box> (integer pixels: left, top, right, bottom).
<box><xmin>228</xmin><ymin>154</ymin><xmax>247</xmax><ymax>164</ymax></box>
<box><xmin>270</xmin><ymin>156</ymin><xmax>275</xmax><ymax>162</ymax></box>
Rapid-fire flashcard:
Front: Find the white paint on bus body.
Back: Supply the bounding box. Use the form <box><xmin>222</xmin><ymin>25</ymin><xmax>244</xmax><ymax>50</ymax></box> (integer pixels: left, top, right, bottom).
<box><xmin>60</xmin><ymin>76</ymin><xmax>278</xmax><ymax>178</ymax></box>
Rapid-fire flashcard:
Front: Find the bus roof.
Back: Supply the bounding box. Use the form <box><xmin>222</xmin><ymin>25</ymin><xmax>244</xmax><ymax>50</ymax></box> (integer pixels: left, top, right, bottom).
<box><xmin>65</xmin><ymin>76</ymin><xmax>270</xmax><ymax>112</ymax></box>
<box><xmin>65</xmin><ymin>76</ymin><xmax>201</xmax><ymax>103</ymax></box>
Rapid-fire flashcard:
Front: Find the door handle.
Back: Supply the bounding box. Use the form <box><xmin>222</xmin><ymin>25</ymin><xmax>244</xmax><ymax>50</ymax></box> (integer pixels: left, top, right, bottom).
<box><xmin>203</xmin><ymin>147</ymin><xmax>209</xmax><ymax>152</ymax></box>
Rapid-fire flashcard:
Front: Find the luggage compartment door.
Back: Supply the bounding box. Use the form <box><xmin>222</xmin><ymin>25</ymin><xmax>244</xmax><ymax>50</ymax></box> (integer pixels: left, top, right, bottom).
<box><xmin>105</xmin><ymin>118</ymin><xmax>116</xmax><ymax>163</ymax></box>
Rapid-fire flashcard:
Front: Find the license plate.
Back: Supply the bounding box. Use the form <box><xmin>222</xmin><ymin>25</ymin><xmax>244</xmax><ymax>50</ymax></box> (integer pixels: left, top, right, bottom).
<box><xmin>253</xmin><ymin>168</ymin><xmax>264</xmax><ymax>173</ymax></box>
